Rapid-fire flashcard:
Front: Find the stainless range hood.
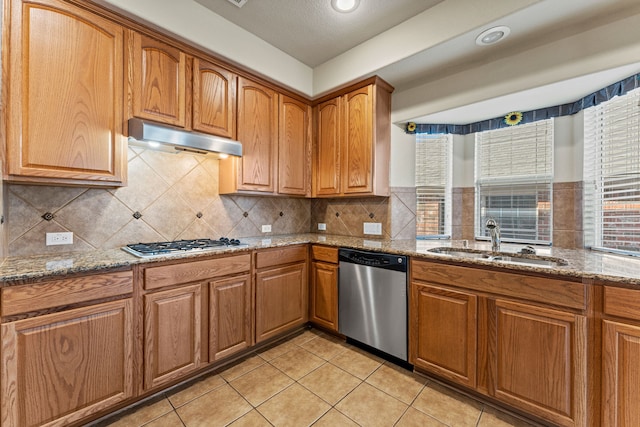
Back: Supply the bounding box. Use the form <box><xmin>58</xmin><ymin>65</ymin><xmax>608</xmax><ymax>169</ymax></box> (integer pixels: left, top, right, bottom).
<box><xmin>127</xmin><ymin>118</ymin><xmax>242</xmax><ymax>157</ymax></box>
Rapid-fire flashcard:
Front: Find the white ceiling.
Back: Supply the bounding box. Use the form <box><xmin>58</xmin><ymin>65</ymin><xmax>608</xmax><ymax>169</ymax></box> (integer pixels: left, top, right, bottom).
<box><xmin>99</xmin><ymin>0</ymin><xmax>640</xmax><ymax>126</ymax></box>
<box><xmin>190</xmin><ymin>0</ymin><xmax>640</xmax><ymax>125</ymax></box>
<box><xmin>193</xmin><ymin>0</ymin><xmax>444</xmax><ymax>67</ymax></box>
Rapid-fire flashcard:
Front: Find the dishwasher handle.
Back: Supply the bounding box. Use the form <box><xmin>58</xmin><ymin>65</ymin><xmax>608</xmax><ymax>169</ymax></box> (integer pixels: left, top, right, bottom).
<box><xmin>338</xmin><ymin>249</ymin><xmax>407</xmax><ymax>273</ymax></box>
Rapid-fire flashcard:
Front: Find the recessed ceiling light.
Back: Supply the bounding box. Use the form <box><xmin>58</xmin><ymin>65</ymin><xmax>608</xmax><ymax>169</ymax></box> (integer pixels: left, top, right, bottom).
<box><xmin>331</xmin><ymin>0</ymin><xmax>360</xmax><ymax>13</ymax></box>
<box><xmin>475</xmin><ymin>26</ymin><xmax>511</xmax><ymax>46</ymax></box>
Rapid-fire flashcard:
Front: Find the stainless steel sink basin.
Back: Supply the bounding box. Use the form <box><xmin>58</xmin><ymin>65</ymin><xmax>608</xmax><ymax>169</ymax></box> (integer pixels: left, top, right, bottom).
<box><xmin>427</xmin><ymin>247</ymin><xmax>568</xmax><ymax>268</ymax></box>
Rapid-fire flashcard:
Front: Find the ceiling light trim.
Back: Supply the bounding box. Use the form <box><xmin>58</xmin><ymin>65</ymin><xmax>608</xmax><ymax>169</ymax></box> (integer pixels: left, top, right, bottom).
<box><xmin>475</xmin><ymin>25</ymin><xmax>511</xmax><ymax>46</ymax></box>
<box><xmin>331</xmin><ymin>0</ymin><xmax>360</xmax><ymax>13</ymax></box>
<box><xmin>226</xmin><ymin>0</ymin><xmax>247</xmax><ymax>8</ymax></box>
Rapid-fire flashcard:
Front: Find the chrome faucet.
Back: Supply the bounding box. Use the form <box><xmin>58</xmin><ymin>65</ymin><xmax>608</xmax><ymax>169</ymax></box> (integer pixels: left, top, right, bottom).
<box><xmin>485</xmin><ymin>218</ymin><xmax>501</xmax><ymax>252</ymax></box>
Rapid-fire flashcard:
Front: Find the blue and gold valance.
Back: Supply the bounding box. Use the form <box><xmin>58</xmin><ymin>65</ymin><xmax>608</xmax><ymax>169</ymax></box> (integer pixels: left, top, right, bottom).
<box><xmin>406</xmin><ymin>73</ymin><xmax>640</xmax><ymax>135</ymax></box>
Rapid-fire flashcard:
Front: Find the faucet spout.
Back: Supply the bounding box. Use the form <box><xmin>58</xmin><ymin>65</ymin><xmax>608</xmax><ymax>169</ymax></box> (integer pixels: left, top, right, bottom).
<box><xmin>485</xmin><ymin>218</ymin><xmax>501</xmax><ymax>252</ymax></box>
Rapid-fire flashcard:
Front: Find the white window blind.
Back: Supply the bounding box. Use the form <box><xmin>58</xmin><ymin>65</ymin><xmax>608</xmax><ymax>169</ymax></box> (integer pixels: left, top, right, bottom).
<box><xmin>415</xmin><ymin>134</ymin><xmax>452</xmax><ymax>237</ymax></box>
<box><xmin>584</xmin><ymin>88</ymin><xmax>640</xmax><ymax>254</ymax></box>
<box><xmin>475</xmin><ymin>120</ymin><xmax>553</xmax><ymax>243</ymax></box>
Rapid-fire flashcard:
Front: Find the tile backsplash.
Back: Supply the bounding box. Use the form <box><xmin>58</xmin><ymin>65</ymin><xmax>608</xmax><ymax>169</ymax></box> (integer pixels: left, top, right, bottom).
<box><xmin>5</xmin><ymin>145</ymin><xmax>585</xmax><ymax>258</ymax></box>
<box><xmin>8</xmin><ymin>147</ymin><xmax>311</xmax><ymax>257</ymax></box>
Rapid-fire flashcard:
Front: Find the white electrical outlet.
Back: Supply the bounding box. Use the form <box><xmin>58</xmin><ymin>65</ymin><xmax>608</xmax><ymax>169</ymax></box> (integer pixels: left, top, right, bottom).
<box><xmin>46</xmin><ymin>232</ymin><xmax>73</xmax><ymax>246</ymax></box>
<box><xmin>261</xmin><ymin>224</ymin><xmax>272</xmax><ymax>233</ymax></box>
<box><xmin>363</xmin><ymin>222</ymin><xmax>382</xmax><ymax>235</ymax></box>
<box><xmin>317</xmin><ymin>223</ymin><xmax>327</xmax><ymax>231</ymax></box>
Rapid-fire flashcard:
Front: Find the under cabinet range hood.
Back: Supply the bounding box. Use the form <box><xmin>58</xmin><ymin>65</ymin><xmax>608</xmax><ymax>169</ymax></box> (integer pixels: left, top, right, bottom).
<box><xmin>127</xmin><ymin>118</ymin><xmax>242</xmax><ymax>157</ymax></box>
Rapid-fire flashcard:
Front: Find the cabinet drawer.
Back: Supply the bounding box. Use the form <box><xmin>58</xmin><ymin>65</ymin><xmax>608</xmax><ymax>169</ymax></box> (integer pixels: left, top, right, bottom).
<box><xmin>311</xmin><ymin>245</ymin><xmax>338</xmax><ymax>263</ymax></box>
<box><xmin>144</xmin><ymin>254</ymin><xmax>250</xmax><ymax>290</ymax></box>
<box><xmin>604</xmin><ymin>286</ymin><xmax>640</xmax><ymax>320</ymax></box>
<box><xmin>256</xmin><ymin>245</ymin><xmax>307</xmax><ymax>269</ymax></box>
<box><xmin>1</xmin><ymin>270</ymin><xmax>133</xmax><ymax>317</ymax></box>
<box><xmin>411</xmin><ymin>259</ymin><xmax>585</xmax><ymax>310</ymax></box>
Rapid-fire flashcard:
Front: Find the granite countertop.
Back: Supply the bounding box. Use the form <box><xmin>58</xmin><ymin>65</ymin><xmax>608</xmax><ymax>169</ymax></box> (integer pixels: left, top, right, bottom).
<box><xmin>1</xmin><ymin>233</ymin><xmax>639</xmax><ymax>287</ymax></box>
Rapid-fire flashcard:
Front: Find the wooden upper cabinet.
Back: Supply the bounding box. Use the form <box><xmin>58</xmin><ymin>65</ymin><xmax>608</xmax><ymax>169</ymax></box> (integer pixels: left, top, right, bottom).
<box><xmin>312</xmin><ymin>77</ymin><xmax>393</xmax><ymax>197</ymax></box>
<box><xmin>220</xmin><ymin>77</ymin><xmax>278</xmax><ymax>194</ymax></box>
<box><xmin>342</xmin><ymin>85</ymin><xmax>373</xmax><ymax>194</ymax></box>
<box><xmin>6</xmin><ymin>0</ymin><xmax>126</xmax><ymax>186</ymax></box>
<box><xmin>279</xmin><ymin>95</ymin><xmax>311</xmax><ymax>196</ymax></box>
<box><xmin>192</xmin><ymin>58</ymin><xmax>237</xmax><ymax>139</ymax></box>
<box><xmin>130</xmin><ymin>32</ymin><xmax>187</xmax><ymax>127</ymax></box>
<box><xmin>314</xmin><ymin>98</ymin><xmax>341</xmax><ymax>196</ymax></box>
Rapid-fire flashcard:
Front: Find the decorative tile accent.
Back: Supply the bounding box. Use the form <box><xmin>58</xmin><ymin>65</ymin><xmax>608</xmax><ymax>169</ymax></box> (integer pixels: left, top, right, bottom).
<box><xmin>132</xmin><ymin>211</ymin><xmax>142</xmax><ymax>219</ymax></box>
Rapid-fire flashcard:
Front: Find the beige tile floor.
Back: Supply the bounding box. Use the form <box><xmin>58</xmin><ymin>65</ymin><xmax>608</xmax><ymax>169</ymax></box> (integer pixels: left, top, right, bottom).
<box><xmin>97</xmin><ymin>329</ymin><xmax>541</xmax><ymax>427</ymax></box>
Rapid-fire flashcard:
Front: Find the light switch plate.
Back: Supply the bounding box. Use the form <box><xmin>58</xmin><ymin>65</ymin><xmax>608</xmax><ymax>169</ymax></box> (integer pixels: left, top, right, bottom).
<box><xmin>317</xmin><ymin>223</ymin><xmax>327</xmax><ymax>231</ymax></box>
<box><xmin>261</xmin><ymin>224</ymin><xmax>272</xmax><ymax>233</ymax></box>
<box><xmin>363</xmin><ymin>222</ymin><xmax>382</xmax><ymax>235</ymax></box>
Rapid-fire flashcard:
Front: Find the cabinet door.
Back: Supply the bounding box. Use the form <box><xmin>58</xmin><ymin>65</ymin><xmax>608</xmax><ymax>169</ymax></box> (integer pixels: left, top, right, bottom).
<box><xmin>192</xmin><ymin>58</ymin><xmax>237</xmax><ymax>138</ymax></box>
<box><xmin>310</xmin><ymin>261</ymin><xmax>338</xmax><ymax>331</ymax></box>
<box><xmin>209</xmin><ymin>274</ymin><xmax>252</xmax><ymax>362</ymax></box>
<box><xmin>490</xmin><ymin>299</ymin><xmax>587</xmax><ymax>427</ymax></box>
<box><xmin>1</xmin><ymin>299</ymin><xmax>134</xmax><ymax>427</ymax></box>
<box><xmin>234</xmin><ymin>77</ymin><xmax>278</xmax><ymax>192</ymax></box>
<box><xmin>144</xmin><ymin>284</ymin><xmax>202</xmax><ymax>390</ymax></box>
<box><xmin>342</xmin><ymin>85</ymin><xmax>373</xmax><ymax>194</ymax></box>
<box><xmin>314</xmin><ymin>97</ymin><xmax>341</xmax><ymax>196</ymax></box>
<box><xmin>411</xmin><ymin>282</ymin><xmax>477</xmax><ymax>388</ymax></box>
<box><xmin>278</xmin><ymin>95</ymin><xmax>311</xmax><ymax>196</ymax></box>
<box><xmin>7</xmin><ymin>0</ymin><xmax>125</xmax><ymax>185</ymax></box>
<box><xmin>131</xmin><ymin>32</ymin><xmax>187</xmax><ymax>127</ymax></box>
<box><xmin>602</xmin><ymin>320</ymin><xmax>640</xmax><ymax>426</ymax></box>
<box><xmin>255</xmin><ymin>263</ymin><xmax>308</xmax><ymax>342</ymax></box>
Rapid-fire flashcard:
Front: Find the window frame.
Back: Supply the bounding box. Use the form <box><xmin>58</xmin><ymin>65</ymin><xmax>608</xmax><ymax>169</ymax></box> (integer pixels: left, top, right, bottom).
<box><xmin>474</xmin><ymin>119</ymin><xmax>554</xmax><ymax>245</ymax></box>
<box><xmin>415</xmin><ymin>133</ymin><xmax>453</xmax><ymax>239</ymax></box>
<box><xmin>583</xmin><ymin>88</ymin><xmax>640</xmax><ymax>256</ymax></box>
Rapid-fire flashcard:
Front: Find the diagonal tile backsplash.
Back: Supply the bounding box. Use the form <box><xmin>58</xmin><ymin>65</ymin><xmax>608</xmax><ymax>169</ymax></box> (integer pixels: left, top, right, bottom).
<box><xmin>8</xmin><ymin>148</ymin><xmax>312</xmax><ymax>257</ymax></box>
<box><xmin>7</xmin><ymin>148</ymin><xmax>422</xmax><ymax>257</ymax></box>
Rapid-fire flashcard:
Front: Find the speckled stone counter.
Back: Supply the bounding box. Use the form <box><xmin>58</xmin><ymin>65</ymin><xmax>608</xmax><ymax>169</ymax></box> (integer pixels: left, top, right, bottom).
<box><xmin>1</xmin><ymin>233</ymin><xmax>640</xmax><ymax>286</ymax></box>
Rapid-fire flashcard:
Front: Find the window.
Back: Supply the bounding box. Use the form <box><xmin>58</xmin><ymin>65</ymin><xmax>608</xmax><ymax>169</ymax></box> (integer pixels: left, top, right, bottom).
<box><xmin>584</xmin><ymin>88</ymin><xmax>640</xmax><ymax>255</ymax></box>
<box><xmin>475</xmin><ymin>120</ymin><xmax>553</xmax><ymax>243</ymax></box>
<box><xmin>415</xmin><ymin>134</ymin><xmax>452</xmax><ymax>238</ymax></box>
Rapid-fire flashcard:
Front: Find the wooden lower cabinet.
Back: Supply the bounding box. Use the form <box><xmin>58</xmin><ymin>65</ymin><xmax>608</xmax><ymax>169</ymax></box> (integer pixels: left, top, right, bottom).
<box><xmin>256</xmin><ymin>262</ymin><xmax>308</xmax><ymax>343</ymax></box>
<box><xmin>1</xmin><ymin>299</ymin><xmax>134</xmax><ymax>427</ymax></box>
<box><xmin>411</xmin><ymin>282</ymin><xmax>477</xmax><ymax>388</ymax></box>
<box><xmin>602</xmin><ymin>285</ymin><xmax>640</xmax><ymax>426</ymax></box>
<box><xmin>144</xmin><ymin>284</ymin><xmax>202</xmax><ymax>390</ymax></box>
<box><xmin>310</xmin><ymin>261</ymin><xmax>338</xmax><ymax>331</ymax></box>
<box><xmin>602</xmin><ymin>320</ymin><xmax>640</xmax><ymax>426</ymax></box>
<box><xmin>490</xmin><ymin>299</ymin><xmax>587</xmax><ymax>427</ymax></box>
<box><xmin>209</xmin><ymin>274</ymin><xmax>252</xmax><ymax>361</ymax></box>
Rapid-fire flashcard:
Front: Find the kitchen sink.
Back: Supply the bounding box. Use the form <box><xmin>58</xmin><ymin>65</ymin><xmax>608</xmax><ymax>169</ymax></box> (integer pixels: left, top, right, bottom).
<box><xmin>427</xmin><ymin>247</ymin><xmax>568</xmax><ymax>268</ymax></box>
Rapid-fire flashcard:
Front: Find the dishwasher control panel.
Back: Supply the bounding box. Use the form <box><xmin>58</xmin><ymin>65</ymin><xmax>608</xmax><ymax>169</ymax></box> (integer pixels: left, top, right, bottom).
<box><xmin>338</xmin><ymin>249</ymin><xmax>407</xmax><ymax>272</ymax></box>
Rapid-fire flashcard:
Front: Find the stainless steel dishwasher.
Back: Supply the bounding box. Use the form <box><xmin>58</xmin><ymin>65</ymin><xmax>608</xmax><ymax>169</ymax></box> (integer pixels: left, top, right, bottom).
<box><xmin>338</xmin><ymin>248</ymin><xmax>408</xmax><ymax>361</ymax></box>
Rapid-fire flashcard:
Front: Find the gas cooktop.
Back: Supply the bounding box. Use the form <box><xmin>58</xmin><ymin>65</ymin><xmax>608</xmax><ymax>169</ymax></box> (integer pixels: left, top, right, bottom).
<box><xmin>123</xmin><ymin>238</ymin><xmax>247</xmax><ymax>258</ymax></box>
